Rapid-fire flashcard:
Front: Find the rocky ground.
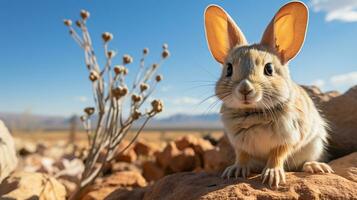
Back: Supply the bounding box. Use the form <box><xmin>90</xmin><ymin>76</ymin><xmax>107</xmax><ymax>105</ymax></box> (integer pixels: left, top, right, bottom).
<box><xmin>0</xmin><ymin>85</ymin><xmax>356</xmax><ymax>200</ymax></box>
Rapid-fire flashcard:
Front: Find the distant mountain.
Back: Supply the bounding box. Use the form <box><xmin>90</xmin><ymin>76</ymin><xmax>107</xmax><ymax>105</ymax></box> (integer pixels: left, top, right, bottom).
<box><xmin>0</xmin><ymin>112</ymin><xmax>222</xmax><ymax>131</ymax></box>
<box><xmin>0</xmin><ymin>112</ymin><xmax>70</xmax><ymax>131</ymax></box>
<box><xmin>145</xmin><ymin>113</ymin><xmax>222</xmax><ymax>130</ymax></box>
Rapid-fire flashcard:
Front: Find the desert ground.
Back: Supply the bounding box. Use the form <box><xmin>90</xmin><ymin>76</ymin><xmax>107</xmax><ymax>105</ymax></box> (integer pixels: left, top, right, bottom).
<box><xmin>1</xmin><ymin>85</ymin><xmax>356</xmax><ymax>200</ymax></box>
<box><xmin>12</xmin><ymin>130</ymin><xmax>223</xmax><ymax>145</ymax></box>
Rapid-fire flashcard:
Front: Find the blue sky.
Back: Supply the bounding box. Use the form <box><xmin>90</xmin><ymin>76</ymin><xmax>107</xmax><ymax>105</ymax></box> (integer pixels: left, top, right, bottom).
<box><xmin>0</xmin><ymin>0</ymin><xmax>356</xmax><ymax>117</ymax></box>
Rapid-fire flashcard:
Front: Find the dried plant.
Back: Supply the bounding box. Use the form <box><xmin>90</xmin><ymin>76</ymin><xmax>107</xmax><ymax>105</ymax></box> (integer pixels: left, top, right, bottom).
<box><xmin>63</xmin><ymin>9</ymin><xmax>169</xmax><ymax>199</ymax></box>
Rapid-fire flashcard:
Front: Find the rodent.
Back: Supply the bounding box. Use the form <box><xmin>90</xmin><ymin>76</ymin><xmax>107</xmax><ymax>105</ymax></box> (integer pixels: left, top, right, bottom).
<box><xmin>204</xmin><ymin>1</ymin><xmax>333</xmax><ymax>187</ymax></box>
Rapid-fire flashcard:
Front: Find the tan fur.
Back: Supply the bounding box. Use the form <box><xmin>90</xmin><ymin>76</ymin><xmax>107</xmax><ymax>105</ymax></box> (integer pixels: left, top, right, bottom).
<box><xmin>205</xmin><ymin>2</ymin><xmax>333</xmax><ymax>187</ymax></box>
<box><xmin>266</xmin><ymin>145</ymin><xmax>291</xmax><ymax>168</ymax></box>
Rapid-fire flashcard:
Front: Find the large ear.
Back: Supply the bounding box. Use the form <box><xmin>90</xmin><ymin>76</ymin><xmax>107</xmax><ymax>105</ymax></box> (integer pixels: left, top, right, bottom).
<box><xmin>204</xmin><ymin>5</ymin><xmax>248</xmax><ymax>64</ymax></box>
<box><xmin>261</xmin><ymin>1</ymin><xmax>308</xmax><ymax>64</ymax></box>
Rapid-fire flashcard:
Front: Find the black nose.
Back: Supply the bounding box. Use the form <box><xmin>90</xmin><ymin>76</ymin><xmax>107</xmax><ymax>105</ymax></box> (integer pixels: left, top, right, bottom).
<box><xmin>239</xmin><ymin>87</ymin><xmax>253</xmax><ymax>95</ymax></box>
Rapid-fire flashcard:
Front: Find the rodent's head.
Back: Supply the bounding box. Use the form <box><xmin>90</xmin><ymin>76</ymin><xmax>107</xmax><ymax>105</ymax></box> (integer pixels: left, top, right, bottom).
<box><xmin>204</xmin><ymin>2</ymin><xmax>308</xmax><ymax>110</ymax></box>
<box><xmin>216</xmin><ymin>45</ymin><xmax>291</xmax><ymax>109</ymax></box>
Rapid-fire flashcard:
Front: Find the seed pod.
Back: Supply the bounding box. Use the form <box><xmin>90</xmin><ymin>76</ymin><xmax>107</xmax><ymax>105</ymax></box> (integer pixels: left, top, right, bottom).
<box><xmin>123</xmin><ymin>54</ymin><xmax>133</xmax><ymax>64</ymax></box>
<box><xmin>152</xmin><ymin>64</ymin><xmax>158</xmax><ymax>69</ymax></box>
<box><xmin>151</xmin><ymin>100</ymin><xmax>163</xmax><ymax>113</ymax></box>
<box><xmin>112</xmin><ymin>87</ymin><xmax>121</xmax><ymax>99</ymax></box>
<box><xmin>102</xmin><ymin>32</ymin><xmax>113</xmax><ymax>42</ymax></box>
<box><xmin>120</xmin><ymin>86</ymin><xmax>128</xmax><ymax>96</ymax></box>
<box><xmin>84</xmin><ymin>107</ymin><xmax>95</xmax><ymax>115</ymax></box>
<box><xmin>155</xmin><ymin>75</ymin><xmax>163</xmax><ymax>82</ymax></box>
<box><xmin>75</xmin><ymin>20</ymin><xmax>82</xmax><ymax>28</ymax></box>
<box><xmin>131</xmin><ymin>94</ymin><xmax>142</xmax><ymax>103</ymax></box>
<box><xmin>143</xmin><ymin>48</ymin><xmax>149</xmax><ymax>55</ymax></box>
<box><xmin>162</xmin><ymin>43</ymin><xmax>168</xmax><ymax>50</ymax></box>
<box><xmin>162</xmin><ymin>49</ymin><xmax>170</xmax><ymax>59</ymax></box>
<box><xmin>140</xmin><ymin>83</ymin><xmax>149</xmax><ymax>92</ymax></box>
<box><xmin>80</xmin><ymin>10</ymin><xmax>90</xmax><ymax>20</ymax></box>
<box><xmin>64</xmin><ymin>19</ymin><xmax>72</xmax><ymax>26</ymax></box>
<box><xmin>113</xmin><ymin>65</ymin><xmax>122</xmax><ymax>75</ymax></box>
<box><xmin>122</xmin><ymin>67</ymin><xmax>129</xmax><ymax>75</ymax></box>
<box><xmin>80</xmin><ymin>115</ymin><xmax>87</xmax><ymax>121</ymax></box>
<box><xmin>132</xmin><ymin>110</ymin><xmax>141</xmax><ymax>120</ymax></box>
<box><xmin>107</xmin><ymin>50</ymin><xmax>116</xmax><ymax>59</ymax></box>
<box><xmin>112</xmin><ymin>86</ymin><xmax>128</xmax><ymax>99</ymax></box>
<box><xmin>89</xmin><ymin>70</ymin><xmax>100</xmax><ymax>82</ymax></box>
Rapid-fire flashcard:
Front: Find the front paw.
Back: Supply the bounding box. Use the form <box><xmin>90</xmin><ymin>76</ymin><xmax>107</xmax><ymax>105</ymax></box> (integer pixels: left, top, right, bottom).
<box><xmin>302</xmin><ymin>161</ymin><xmax>334</xmax><ymax>173</ymax></box>
<box><xmin>221</xmin><ymin>164</ymin><xmax>250</xmax><ymax>179</ymax></box>
<box><xmin>261</xmin><ymin>167</ymin><xmax>286</xmax><ymax>188</ymax></box>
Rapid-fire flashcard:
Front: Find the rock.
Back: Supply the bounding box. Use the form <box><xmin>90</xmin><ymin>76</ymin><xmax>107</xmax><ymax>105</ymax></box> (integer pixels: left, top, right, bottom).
<box><xmin>0</xmin><ymin>121</ymin><xmax>18</xmax><ymax>182</ymax></box>
<box><xmin>321</xmin><ymin>86</ymin><xmax>357</xmax><ymax>159</ymax></box>
<box><xmin>169</xmin><ymin>148</ymin><xmax>196</xmax><ymax>172</ymax></box>
<box><xmin>83</xmin><ymin>171</ymin><xmax>147</xmax><ymax>200</ymax></box>
<box><xmin>17</xmin><ymin>141</ymin><xmax>37</xmax><ymax>156</ymax></box>
<box><xmin>142</xmin><ymin>161</ymin><xmax>165</xmax><ymax>182</ymax></box>
<box><xmin>56</xmin><ymin>158</ymin><xmax>85</xmax><ymax>183</ymax></box>
<box><xmin>203</xmin><ymin>135</ymin><xmax>235</xmax><ymax>173</ymax></box>
<box><xmin>115</xmin><ymin>148</ymin><xmax>137</xmax><ymax>163</ymax></box>
<box><xmin>110</xmin><ymin>162</ymin><xmax>141</xmax><ymax>173</ymax></box>
<box><xmin>302</xmin><ymin>85</ymin><xmax>340</xmax><ymax>105</ymax></box>
<box><xmin>302</xmin><ymin>85</ymin><xmax>357</xmax><ymax>159</ymax></box>
<box><xmin>139</xmin><ymin>172</ymin><xmax>357</xmax><ymax>200</ymax></box>
<box><xmin>175</xmin><ymin>135</ymin><xmax>214</xmax><ymax>154</ymax></box>
<box><xmin>202</xmin><ymin>134</ymin><xmax>219</xmax><ymax>146</ymax></box>
<box><xmin>134</xmin><ymin>140</ymin><xmax>159</xmax><ymax>156</ymax></box>
<box><xmin>105</xmin><ymin>187</ymin><xmax>146</xmax><ymax>200</ymax></box>
<box><xmin>329</xmin><ymin>152</ymin><xmax>357</xmax><ymax>182</ymax></box>
<box><xmin>0</xmin><ymin>171</ymin><xmax>66</xmax><ymax>200</ymax></box>
<box><xmin>203</xmin><ymin>148</ymin><xmax>229</xmax><ymax>173</ymax></box>
<box><xmin>100</xmin><ymin>171</ymin><xmax>147</xmax><ymax>188</ymax></box>
<box><xmin>58</xmin><ymin>178</ymin><xmax>77</xmax><ymax>198</ymax></box>
<box><xmin>22</xmin><ymin>154</ymin><xmax>43</xmax><ymax>172</ymax></box>
<box><xmin>155</xmin><ymin>142</ymin><xmax>180</xmax><ymax>168</ymax></box>
<box><xmin>115</xmin><ymin>140</ymin><xmax>138</xmax><ymax>163</ymax></box>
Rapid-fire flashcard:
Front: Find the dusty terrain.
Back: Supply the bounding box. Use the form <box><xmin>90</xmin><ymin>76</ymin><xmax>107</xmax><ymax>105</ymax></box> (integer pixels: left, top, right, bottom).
<box><xmin>0</xmin><ymin>85</ymin><xmax>357</xmax><ymax>200</ymax></box>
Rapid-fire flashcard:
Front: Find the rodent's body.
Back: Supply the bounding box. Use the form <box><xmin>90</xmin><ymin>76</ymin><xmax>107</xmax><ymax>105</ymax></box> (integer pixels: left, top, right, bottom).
<box><xmin>204</xmin><ymin>2</ymin><xmax>333</xmax><ymax>187</ymax></box>
<box><xmin>222</xmin><ymin>83</ymin><xmax>328</xmax><ymax>172</ymax></box>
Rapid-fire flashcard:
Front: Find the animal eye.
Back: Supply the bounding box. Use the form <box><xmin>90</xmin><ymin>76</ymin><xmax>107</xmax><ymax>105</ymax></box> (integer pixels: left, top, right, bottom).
<box><xmin>264</xmin><ymin>63</ymin><xmax>274</xmax><ymax>76</ymax></box>
<box><xmin>226</xmin><ymin>63</ymin><xmax>233</xmax><ymax>77</ymax></box>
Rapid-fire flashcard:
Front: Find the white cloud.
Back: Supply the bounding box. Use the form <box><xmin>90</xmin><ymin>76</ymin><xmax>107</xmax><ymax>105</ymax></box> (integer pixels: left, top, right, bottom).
<box><xmin>310</xmin><ymin>0</ymin><xmax>357</xmax><ymax>22</ymax></box>
<box><xmin>172</xmin><ymin>97</ymin><xmax>200</xmax><ymax>105</ymax></box>
<box><xmin>311</xmin><ymin>79</ymin><xmax>326</xmax><ymax>88</ymax></box>
<box><xmin>160</xmin><ymin>85</ymin><xmax>172</xmax><ymax>92</ymax></box>
<box><xmin>74</xmin><ymin>96</ymin><xmax>88</xmax><ymax>103</ymax></box>
<box><xmin>330</xmin><ymin>71</ymin><xmax>357</xmax><ymax>86</ymax></box>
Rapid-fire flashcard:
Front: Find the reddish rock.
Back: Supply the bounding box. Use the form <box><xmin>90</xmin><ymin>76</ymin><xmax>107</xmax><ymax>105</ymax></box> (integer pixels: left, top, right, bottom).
<box><xmin>134</xmin><ymin>140</ymin><xmax>159</xmax><ymax>156</ymax></box>
<box><xmin>169</xmin><ymin>148</ymin><xmax>196</xmax><ymax>172</ymax></box>
<box><xmin>105</xmin><ymin>187</ymin><xmax>146</xmax><ymax>200</ymax></box>
<box><xmin>110</xmin><ymin>162</ymin><xmax>141</xmax><ymax>173</ymax></box>
<box><xmin>111</xmin><ymin>140</ymin><xmax>138</xmax><ymax>163</ymax></box>
<box><xmin>58</xmin><ymin>178</ymin><xmax>77</xmax><ymax>198</ymax></box>
<box><xmin>203</xmin><ymin>148</ymin><xmax>229</xmax><ymax>173</ymax></box>
<box><xmin>83</xmin><ymin>171</ymin><xmax>147</xmax><ymax>200</ymax></box>
<box><xmin>115</xmin><ymin>148</ymin><xmax>137</xmax><ymax>163</ymax></box>
<box><xmin>302</xmin><ymin>85</ymin><xmax>340</xmax><ymax>104</ymax></box>
<box><xmin>302</xmin><ymin>85</ymin><xmax>357</xmax><ymax>159</ymax></box>
<box><xmin>175</xmin><ymin>135</ymin><xmax>214</xmax><ymax>154</ymax></box>
<box><xmin>0</xmin><ymin>171</ymin><xmax>66</xmax><ymax>200</ymax></box>
<box><xmin>142</xmin><ymin>161</ymin><xmax>165</xmax><ymax>182</ymax></box>
<box><xmin>329</xmin><ymin>152</ymin><xmax>357</xmax><ymax>182</ymax></box>
<box><xmin>321</xmin><ymin>86</ymin><xmax>357</xmax><ymax>158</ymax></box>
<box><xmin>155</xmin><ymin>142</ymin><xmax>180</xmax><ymax>168</ymax></box>
<box><xmin>140</xmin><ymin>172</ymin><xmax>357</xmax><ymax>200</ymax></box>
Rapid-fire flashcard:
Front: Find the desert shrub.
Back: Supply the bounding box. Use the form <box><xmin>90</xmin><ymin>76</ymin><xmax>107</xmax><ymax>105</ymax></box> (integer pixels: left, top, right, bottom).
<box><xmin>63</xmin><ymin>9</ymin><xmax>169</xmax><ymax>199</ymax></box>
